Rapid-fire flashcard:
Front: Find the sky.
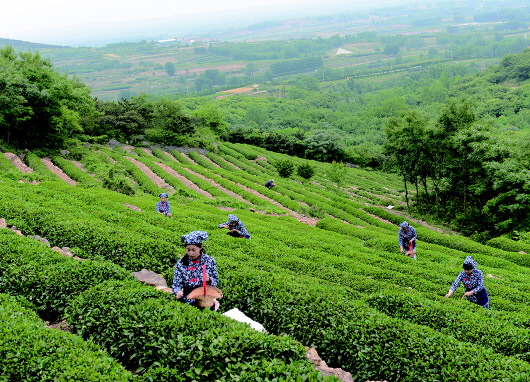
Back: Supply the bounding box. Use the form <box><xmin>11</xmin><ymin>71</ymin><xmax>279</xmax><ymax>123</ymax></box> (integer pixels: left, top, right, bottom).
<box><xmin>1</xmin><ymin>0</ymin><xmax>406</xmax><ymax>46</ymax></box>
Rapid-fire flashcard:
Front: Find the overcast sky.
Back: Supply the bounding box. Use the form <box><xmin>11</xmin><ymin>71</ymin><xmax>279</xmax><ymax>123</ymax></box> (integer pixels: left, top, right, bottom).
<box><xmin>1</xmin><ymin>0</ymin><xmax>408</xmax><ymax>46</ymax></box>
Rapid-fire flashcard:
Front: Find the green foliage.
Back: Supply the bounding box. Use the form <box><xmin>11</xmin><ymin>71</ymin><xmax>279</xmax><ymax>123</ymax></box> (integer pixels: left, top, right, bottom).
<box><xmin>0</xmin><ymin>294</ymin><xmax>133</xmax><ymax>382</ymax></box>
<box><xmin>0</xmin><ymin>231</ymin><xmax>132</xmax><ymax>320</ymax></box>
<box><xmin>2</xmin><ymin>141</ymin><xmax>530</xmax><ymax>381</ymax></box>
<box><xmin>327</xmin><ymin>161</ymin><xmax>347</xmax><ymax>186</ymax></box>
<box><xmin>274</xmin><ymin>159</ymin><xmax>295</xmax><ymax>178</ymax></box>
<box><xmin>66</xmin><ymin>280</ymin><xmax>331</xmax><ymax>380</ymax></box>
<box><xmin>296</xmin><ymin>162</ymin><xmax>315</xmax><ymax>180</ymax></box>
<box><xmin>0</xmin><ymin>46</ymin><xmax>96</xmax><ymax>150</ymax></box>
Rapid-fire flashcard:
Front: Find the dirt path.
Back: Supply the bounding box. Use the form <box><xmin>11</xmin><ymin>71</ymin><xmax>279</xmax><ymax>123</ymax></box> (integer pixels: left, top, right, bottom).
<box><xmin>4</xmin><ymin>153</ymin><xmax>33</xmax><ymax>174</ymax></box>
<box><xmin>197</xmin><ymin>153</ymin><xmax>222</xmax><ymax>168</ymax></box>
<box><xmin>236</xmin><ymin>182</ymin><xmax>320</xmax><ymax>226</ymax></box>
<box><xmin>41</xmin><ymin>158</ymin><xmax>77</xmax><ymax>186</ymax></box>
<box><xmin>376</xmin><ymin>207</ymin><xmax>460</xmax><ymax>236</ymax></box>
<box><xmin>124</xmin><ymin>156</ymin><xmax>173</xmax><ymax>192</ymax></box>
<box><xmin>154</xmin><ymin>162</ymin><xmax>214</xmax><ymax>199</ymax></box>
<box><xmin>183</xmin><ymin>168</ymin><xmax>251</xmax><ymax>204</ymax></box>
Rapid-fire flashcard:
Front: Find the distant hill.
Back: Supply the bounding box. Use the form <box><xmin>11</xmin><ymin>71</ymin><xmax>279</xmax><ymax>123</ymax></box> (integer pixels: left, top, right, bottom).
<box><xmin>0</xmin><ymin>38</ymin><xmax>67</xmax><ymax>50</ymax></box>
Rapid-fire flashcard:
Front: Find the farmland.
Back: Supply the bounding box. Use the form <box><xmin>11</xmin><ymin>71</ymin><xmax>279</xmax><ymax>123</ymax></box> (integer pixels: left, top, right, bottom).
<box><xmin>1</xmin><ymin>142</ymin><xmax>530</xmax><ymax>381</ymax></box>
<box><xmin>3</xmin><ymin>0</ymin><xmax>528</xmax><ymax>101</ymax></box>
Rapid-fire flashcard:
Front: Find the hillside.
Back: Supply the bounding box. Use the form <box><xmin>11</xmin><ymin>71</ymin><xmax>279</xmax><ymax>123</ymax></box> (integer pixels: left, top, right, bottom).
<box><xmin>2</xmin><ymin>0</ymin><xmax>528</xmax><ymax>100</ymax></box>
<box><xmin>1</xmin><ymin>142</ymin><xmax>530</xmax><ymax>381</ymax></box>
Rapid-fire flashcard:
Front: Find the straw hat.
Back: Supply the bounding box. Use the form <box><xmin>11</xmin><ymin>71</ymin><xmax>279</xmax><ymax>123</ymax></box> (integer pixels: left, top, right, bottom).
<box><xmin>187</xmin><ymin>286</ymin><xmax>223</xmax><ymax>308</ymax></box>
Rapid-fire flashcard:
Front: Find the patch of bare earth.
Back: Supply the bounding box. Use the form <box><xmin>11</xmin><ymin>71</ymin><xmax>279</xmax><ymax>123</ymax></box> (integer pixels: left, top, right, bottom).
<box><xmin>217</xmin><ymin>156</ymin><xmax>242</xmax><ymax>170</ymax></box>
<box><xmin>180</xmin><ymin>152</ymin><xmax>199</xmax><ymax>165</ymax></box>
<box><xmin>197</xmin><ymin>153</ymin><xmax>222</xmax><ymax>168</ymax></box>
<box><xmin>183</xmin><ymin>168</ymin><xmax>251</xmax><ymax>204</ymax></box>
<box><xmin>45</xmin><ymin>320</ymin><xmax>73</xmax><ymax>333</ymax></box>
<box><xmin>41</xmin><ymin>158</ymin><xmax>77</xmax><ymax>186</ymax></box>
<box><xmin>237</xmin><ymin>183</ymin><xmax>320</xmax><ymax>226</ymax></box>
<box><xmin>250</xmin><ymin>155</ymin><xmax>268</xmax><ymax>162</ymax></box>
<box><xmin>68</xmin><ymin>160</ymin><xmax>100</xmax><ymax>180</ymax></box>
<box><xmin>140</xmin><ymin>147</ymin><xmax>154</xmax><ymax>156</ymax></box>
<box><xmin>154</xmin><ymin>162</ymin><xmax>214</xmax><ymax>199</ymax></box>
<box><xmin>4</xmin><ymin>153</ymin><xmax>34</xmax><ymax>174</ymax></box>
<box><xmin>124</xmin><ymin>203</ymin><xmax>142</xmax><ymax>211</ymax></box>
<box><xmin>124</xmin><ymin>156</ymin><xmax>174</xmax><ymax>192</ymax></box>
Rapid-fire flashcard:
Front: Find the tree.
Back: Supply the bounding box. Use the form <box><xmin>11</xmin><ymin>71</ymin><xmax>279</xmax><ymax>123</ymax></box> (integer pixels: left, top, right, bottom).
<box><xmin>193</xmin><ymin>104</ymin><xmax>229</xmax><ymax>135</ymax></box>
<box><xmin>274</xmin><ymin>159</ymin><xmax>295</xmax><ymax>178</ymax></box>
<box><xmin>384</xmin><ymin>43</ymin><xmax>400</xmax><ymax>56</ymax></box>
<box><xmin>327</xmin><ymin>161</ymin><xmax>347</xmax><ymax>186</ymax></box>
<box><xmin>165</xmin><ymin>62</ymin><xmax>176</xmax><ymax>77</ymax></box>
<box><xmin>0</xmin><ymin>46</ymin><xmax>96</xmax><ymax>149</ymax></box>
<box><xmin>384</xmin><ymin>110</ymin><xmax>431</xmax><ymax>207</ymax></box>
<box><xmin>297</xmin><ymin>162</ymin><xmax>315</xmax><ymax>180</ymax></box>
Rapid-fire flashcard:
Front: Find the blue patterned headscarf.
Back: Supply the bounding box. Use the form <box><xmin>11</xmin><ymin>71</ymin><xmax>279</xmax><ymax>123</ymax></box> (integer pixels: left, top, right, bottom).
<box><xmin>399</xmin><ymin>221</ymin><xmax>409</xmax><ymax>228</ymax></box>
<box><xmin>463</xmin><ymin>255</ymin><xmax>477</xmax><ymax>269</ymax></box>
<box><xmin>181</xmin><ymin>231</ymin><xmax>208</xmax><ymax>246</ymax></box>
<box><xmin>228</xmin><ymin>214</ymin><xmax>239</xmax><ymax>223</ymax></box>
<box><xmin>159</xmin><ymin>193</ymin><xmax>169</xmax><ymax>198</ymax></box>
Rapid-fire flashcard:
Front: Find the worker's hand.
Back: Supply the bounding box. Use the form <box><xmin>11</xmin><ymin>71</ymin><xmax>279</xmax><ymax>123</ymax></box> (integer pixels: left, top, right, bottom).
<box><xmin>464</xmin><ymin>291</ymin><xmax>473</xmax><ymax>297</ymax></box>
<box><xmin>399</xmin><ymin>246</ymin><xmax>404</xmax><ymax>253</ymax></box>
<box><xmin>220</xmin><ymin>225</ymin><xmax>229</xmax><ymax>229</ymax></box>
<box><xmin>175</xmin><ymin>290</ymin><xmax>183</xmax><ymax>299</ymax></box>
<box><xmin>230</xmin><ymin>229</ymin><xmax>239</xmax><ymax>233</ymax></box>
<box><xmin>445</xmin><ymin>290</ymin><xmax>454</xmax><ymax>298</ymax></box>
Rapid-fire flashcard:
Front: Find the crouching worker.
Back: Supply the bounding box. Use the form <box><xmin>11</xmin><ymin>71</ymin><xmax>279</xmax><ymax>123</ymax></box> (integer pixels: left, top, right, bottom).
<box><xmin>265</xmin><ymin>179</ymin><xmax>275</xmax><ymax>189</ymax></box>
<box><xmin>445</xmin><ymin>256</ymin><xmax>490</xmax><ymax>309</ymax></box>
<box><xmin>218</xmin><ymin>214</ymin><xmax>251</xmax><ymax>239</ymax></box>
<box><xmin>156</xmin><ymin>193</ymin><xmax>172</xmax><ymax>218</ymax></box>
<box><xmin>398</xmin><ymin>221</ymin><xmax>417</xmax><ymax>259</ymax></box>
<box><xmin>172</xmin><ymin>231</ymin><xmax>222</xmax><ymax>310</ymax></box>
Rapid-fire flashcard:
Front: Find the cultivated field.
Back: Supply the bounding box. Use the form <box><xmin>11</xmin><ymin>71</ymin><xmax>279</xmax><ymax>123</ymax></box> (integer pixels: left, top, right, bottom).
<box><xmin>1</xmin><ymin>142</ymin><xmax>530</xmax><ymax>381</ymax></box>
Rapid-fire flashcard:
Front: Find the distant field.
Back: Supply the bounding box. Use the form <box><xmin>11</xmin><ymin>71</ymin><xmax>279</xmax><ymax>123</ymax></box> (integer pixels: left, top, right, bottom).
<box><xmin>11</xmin><ymin>11</ymin><xmax>525</xmax><ymax>100</ymax></box>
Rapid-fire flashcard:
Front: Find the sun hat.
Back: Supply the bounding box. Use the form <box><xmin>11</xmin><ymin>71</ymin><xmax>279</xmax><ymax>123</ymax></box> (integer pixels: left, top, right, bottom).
<box><xmin>399</xmin><ymin>221</ymin><xmax>409</xmax><ymax>228</ymax></box>
<box><xmin>159</xmin><ymin>193</ymin><xmax>169</xmax><ymax>198</ymax></box>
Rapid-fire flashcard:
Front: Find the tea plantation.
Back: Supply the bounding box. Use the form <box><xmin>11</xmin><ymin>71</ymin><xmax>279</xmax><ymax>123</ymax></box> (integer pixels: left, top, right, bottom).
<box><xmin>1</xmin><ymin>142</ymin><xmax>530</xmax><ymax>381</ymax></box>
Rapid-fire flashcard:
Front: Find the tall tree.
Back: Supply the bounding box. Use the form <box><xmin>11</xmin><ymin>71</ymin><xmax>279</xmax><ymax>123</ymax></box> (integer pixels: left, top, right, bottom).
<box><xmin>0</xmin><ymin>46</ymin><xmax>96</xmax><ymax>149</ymax></box>
<box><xmin>384</xmin><ymin>110</ymin><xmax>430</xmax><ymax>207</ymax></box>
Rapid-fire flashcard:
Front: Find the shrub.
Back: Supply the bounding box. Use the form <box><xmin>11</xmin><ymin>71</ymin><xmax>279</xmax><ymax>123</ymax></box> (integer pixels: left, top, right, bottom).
<box><xmin>327</xmin><ymin>161</ymin><xmax>347</xmax><ymax>186</ymax></box>
<box><xmin>66</xmin><ymin>281</ymin><xmax>333</xmax><ymax>380</ymax></box>
<box><xmin>0</xmin><ymin>293</ymin><xmax>133</xmax><ymax>382</ymax></box>
<box><xmin>275</xmin><ymin>159</ymin><xmax>295</xmax><ymax>178</ymax></box>
<box><xmin>297</xmin><ymin>162</ymin><xmax>315</xmax><ymax>180</ymax></box>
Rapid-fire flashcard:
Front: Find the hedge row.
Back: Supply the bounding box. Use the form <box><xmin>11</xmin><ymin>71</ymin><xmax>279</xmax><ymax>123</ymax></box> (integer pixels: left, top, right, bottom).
<box><xmin>51</xmin><ymin>155</ymin><xmax>101</xmax><ymax>187</ymax></box>
<box><xmin>66</xmin><ymin>280</ymin><xmax>335</xmax><ymax>381</ymax></box>
<box><xmin>0</xmin><ymin>229</ymin><xmax>133</xmax><ymax>320</ymax></box>
<box><xmin>220</xmin><ymin>262</ymin><xmax>530</xmax><ymax>382</ymax></box>
<box><xmin>0</xmin><ymin>293</ymin><xmax>133</xmax><ymax>381</ymax></box>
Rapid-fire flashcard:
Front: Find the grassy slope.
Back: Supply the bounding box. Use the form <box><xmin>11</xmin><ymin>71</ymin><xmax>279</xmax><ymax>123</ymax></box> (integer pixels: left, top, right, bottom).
<box><xmin>1</xmin><ymin>144</ymin><xmax>530</xmax><ymax>381</ymax></box>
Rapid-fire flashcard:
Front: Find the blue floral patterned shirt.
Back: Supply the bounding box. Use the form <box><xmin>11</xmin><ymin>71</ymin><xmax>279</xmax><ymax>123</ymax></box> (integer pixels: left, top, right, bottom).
<box><xmin>450</xmin><ymin>268</ymin><xmax>485</xmax><ymax>295</ymax></box>
<box><xmin>218</xmin><ymin>220</ymin><xmax>251</xmax><ymax>239</ymax></box>
<box><xmin>172</xmin><ymin>253</ymin><xmax>218</xmax><ymax>304</ymax></box>
<box><xmin>156</xmin><ymin>201</ymin><xmax>171</xmax><ymax>215</ymax></box>
<box><xmin>398</xmin><ymin>226</ymin><xmax>417</xmax><ymax>247</ymax></box>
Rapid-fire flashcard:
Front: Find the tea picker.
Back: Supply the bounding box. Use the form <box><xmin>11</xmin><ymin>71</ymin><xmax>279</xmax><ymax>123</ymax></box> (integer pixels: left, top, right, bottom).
<box><xmin>397</xmin><ymin>221</ymin><xmax>417</xmax><ymax>260</ymax></box>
